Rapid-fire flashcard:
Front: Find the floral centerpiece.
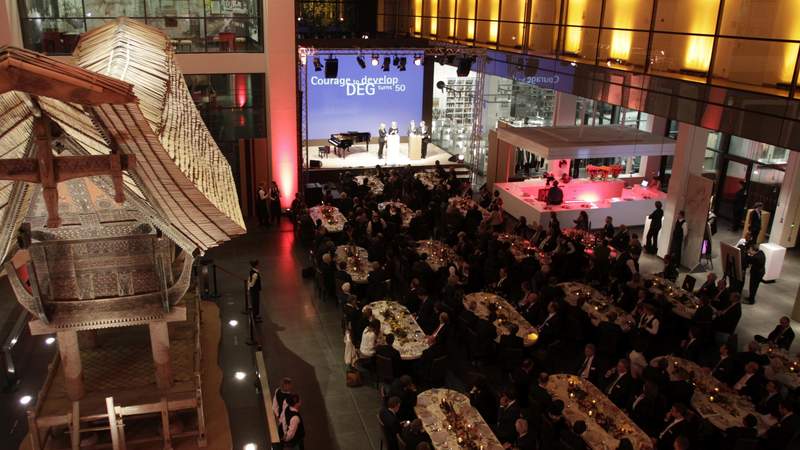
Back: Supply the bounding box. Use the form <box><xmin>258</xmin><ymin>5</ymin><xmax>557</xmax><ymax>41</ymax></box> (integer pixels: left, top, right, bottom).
<box><xmin>587</xmin><ymin>164</ymin><xmax>624</xmax><ymax>181</ymax></box>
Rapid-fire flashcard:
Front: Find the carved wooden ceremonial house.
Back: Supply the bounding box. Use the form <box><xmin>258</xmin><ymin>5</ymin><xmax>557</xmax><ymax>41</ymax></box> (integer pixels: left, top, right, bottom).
<box><xmin>0</xmin><ymin>18</ymin><xmax>245</xmax><ymax>450</ymax></box>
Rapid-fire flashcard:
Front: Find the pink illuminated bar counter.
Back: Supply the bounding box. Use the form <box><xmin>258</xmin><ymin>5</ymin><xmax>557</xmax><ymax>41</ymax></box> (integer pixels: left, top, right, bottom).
<box><xmin>495</xmin><ymin>179</ymin><xmax>666</xmax><ymax>228</ymax></box>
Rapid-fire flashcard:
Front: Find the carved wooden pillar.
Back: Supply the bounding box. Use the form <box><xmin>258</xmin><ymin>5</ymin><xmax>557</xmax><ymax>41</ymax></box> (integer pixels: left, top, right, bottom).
<box><xmin>148</xmin><ymin>321</ymin><xmax>173</xmax><ymax>391</ymax></box>
<box><xmin>56</xmin><ymin>330</ymin><xmax>84</xmax><ymax>401</ymax></box>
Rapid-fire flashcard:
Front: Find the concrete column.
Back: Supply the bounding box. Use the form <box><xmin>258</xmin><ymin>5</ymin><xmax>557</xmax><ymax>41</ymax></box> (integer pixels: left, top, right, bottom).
<box><xmin>56</xmin><ymin>330</ymin><xmax>84</xmax><ymax>401</ymax></box>
<box><xmin>552</xmin><ymin>92</ymin><xmax>577</xmax><ymax>127</ymax></box>
<box><xmin>265</xmin><ymin>0</ymin><xmax>298</xmax><ymax>209</ymax></box>
<box><xmin>149</xmin><ymin>321</ymin><xmax>173</xmax><ymax>391</ymax></box>
<box><xmin>640</xmin><ymin>115</ymin><xmax>669</xmax><ymax>179</ymax></box>
<box><xmin>769</xmin><ymin>150</ymin><xmax>800</xmax><ymax>248</ymax></box>
<box><xmin>658</xmin><ymin>122</ymin><xmax>708</xmax><ymax>262</ymax></box>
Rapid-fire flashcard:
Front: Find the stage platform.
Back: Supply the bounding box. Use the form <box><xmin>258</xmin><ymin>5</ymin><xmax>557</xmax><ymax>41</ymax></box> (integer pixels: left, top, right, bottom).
<box><xmin>495</xmin><ymin>178</ymin><xmax>666</xmax><ymax>228</ymax></box>
<box><xmin>306</xmin><ymin>142</ymin><xmax>457</xmax><ymax>170</ymax></box>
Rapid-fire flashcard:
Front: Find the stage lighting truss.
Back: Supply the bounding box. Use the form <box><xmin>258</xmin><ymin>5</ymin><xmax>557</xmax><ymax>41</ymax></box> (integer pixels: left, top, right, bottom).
<box><xmin>357</xmin><ymin>55</ymin><xmax>366</xmax><ymax>68</ymax></box>
<box><xmin>312</xmin><ymin>57</ymin><xmax>322</xmax><ymax>71</ymax></box>
<box><xmin>371</xmin><ymin>54</ymin><xmax>380</xmax><ymax>66</ymax></box>
<box><xmin>381</xmin><ymin>57</ymin><xmax>391</xmax><ymax>72</ymax></box>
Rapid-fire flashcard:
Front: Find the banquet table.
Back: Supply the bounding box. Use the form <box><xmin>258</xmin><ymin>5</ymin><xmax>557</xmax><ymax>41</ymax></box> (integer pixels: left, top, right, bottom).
<box><xmin>653</xmin><ymin>356</ymin><xmax>769</xmax><ymax>434</ymax></box>
<box><xmin>414</xmin><ymin>388</ymin><xmax>504</xmax><ymax>450</ymax></box>
<box><xmin>546</xmin><ymin>374</ymin><xmax>652</xmax><ymax>450</ymax></box>
<box><xmin>416</xmin><ymin>240</ymin><xmax>459</xmax><ymax>272</ymax></box>
<box><xmin>354</xmin><ymin>175</ymin><xmax>384</xmax><ymax>195</ymax></box>
<box><xmin>559</xmin><ymin>282</ymin><xmax>635</xmax><ymax>330</ymax></box>
<box><xmin>448</xmin><ymin>196</ymin><xmax>490</xmax><ymax>219</ymax></box>
<box><xmin>463</xmin><ymin>292</ymin><xmax>538</xmax><ymax>346</ymax></box>
<box><xmin>646</xmin><ymin>276</ymin><xmax>700</xmax><ymax>319</ymax></box>
<box><xmin>308</xmin><ymin>205</ymin><xmax>347</xmax><ymax>233</ymax></box>
<box><xmin>378</xmin><ymin>201</ymin><xmax>414</xmax><ymax>227</ymax></box>
<box><xmin>757</xmin><ymin>343</ymin><xmax>800</xmax><ymax>389</ymax></box>
<box><xmin>367</xmin><ymin>301</ymin><xmax>429</xmax><ymax>360</ymax></box>
<box><xmin>496</xmin><ymin>233</ymin><xmax>542</xmax><ymax>262</ymax></box>
<box><xmin>334</xmin><ymin>245</ymin><xmax>373</xmax><ymax>284</ymax></box>
<box><xmin>415</xmin><ymin>172</ymin><xmax>443</xmax><ymax>190</ymax></box>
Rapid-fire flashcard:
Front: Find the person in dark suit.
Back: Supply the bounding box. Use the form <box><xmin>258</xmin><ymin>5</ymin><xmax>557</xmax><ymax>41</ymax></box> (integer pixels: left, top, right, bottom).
<box><xmin>575</xmin><ymin>343</ymin><xmax>600</xmax><ymax>385</ymax></box>
<box><xmin>596</xmin><ymin>313</ymin><xmax>624</xmax><ymax>359</ymax></box>
<box><xmin>528</xmin><ymin>372</ymin><xmax>553</xmax><ymax>427</ymax></box>
<box><xmin>657</xmin><ymin>403</ymin><xmax>690</xmax><ymax>450</ymax></box>
<box><xmin>713</xmin><ymin>292</ymin><xmax>743</xmax><ymax>335</ymax></box>
<box><xmin>646</xmin><ymin>201</ymin><xmax>664</xmax><ymax>254</ymax></box>
<box><xmin>669</xmin><ymin>210</ymin><xmax>687</xmax><ymax>264</ymax></box>
<box><xmin>495</xmin><ymin>391</ymin><xmax>522</xmax><ymax>444</ymax></box>
<box><xmin>763</xmin><ymin>400</ymin><xmax>800</xmax><ymax>450</ymax></box>
<box><xmin>400</xmin><ymin>419</ymin><xmax>430</xmax><ymax>450</ymax></box>
<box><xmin>498</xmin><ymin>324</ymin><xmax>525</xmax><ymax>353</ymax></box>
<box><xmin>679</xmin><ymin>327</ymin><xmax>703</xmax><ymax>363</ymax></box>
<box><xmin>468</xmin><ymin>375</ymin><xmax>498</xmax><ymax>426</ymax></box>
<box><xmin>755</xmin><ymin>316</ymin><xmax>795</xmax><ymax>350</ymax></box>
<box><xmin>756</xmin><ymin>380</ymin><xmax>783</xmax><ymax>418</ymax></box>
<box><xmin>379</xmin><ymin>396</ymin><xmax>403</xmax><ymax>450</ymax></box>
<box><xmin>535</xmin><ymin>301</ymin><xmax>563</xmax><ymax>346</ymax></box>
<box><xmin>375</xmin><ymin>334</ymin><xmax>402</xmax><ymax>377</ymax></box>
<box><xmin>388</xmin><ymin>375</ymin><xmax>418</xmax><ymax>422</ymax></box>
<box><xmin>711</xmin><ymin>343</ymin><xmax>737</xmax><ymax>385</ymax></box>
<box><xmin>546</xmin><ymin>180</ymin><xmax>564</xmax><ymax>205</ymax></box>
<box><xmin>561</xmin><ymin>420</ymin><xmax>589</xmax><ymax>450</ymax></box>
<box><xmin>514</xmin><ymin>418</ymin><xmax>537</xmax><ymax>450</ymax></box>
<box><xmin>747</xmin><ymin>202</ymin><xmax>763</xmax><ymax>241</ymax></box>
<box><xmin>745</xmin><ymin>244</ymin><xmax>766</xmax><ymax>304</ymax></box>
<box><xmin>732</xmin><ymin>361</ymin><xmax>765</xmax><ymax>403</ymax></box>
<box><xmin>377</xmin><ymin>123</ymin><xmax>387</xmax><ymax>159</ymax></box>
<box><xmin>667</xmin><ymin>368</ymin><xmax>695</xmax><ymax>406</ymax></box>
<box><xmin>603</xmin><ymin>359</ymin><xmax>634</xmax><ymax>409</ymax></box>
<box><xmin>723</xmin><ymin>414</ymin><xmax>758</xmax><ymax>449</ymax></box>
<box><xmin>631</xmin><ymin>381</ymin><xmax>664</xmax><ymax>437</ymax></box>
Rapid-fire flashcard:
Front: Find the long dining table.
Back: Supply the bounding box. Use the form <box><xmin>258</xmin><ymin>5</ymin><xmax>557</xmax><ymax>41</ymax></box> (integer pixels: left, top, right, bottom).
<box><xmin>414</xmin><ymin>388</ymin><xmax>504</xmax><ymax>450</ymax></box>
<box><xmin>646</xmin><ymin>276</ymin><xmax>700</xmax><ymax>320</ymax></box>
<box><xmin>308</xmin><ymin>205</ymin><xmax>347</xmax><ymax>233</ymax></box>
<box><xmin>756</xmin><ymin>342</ymin><xmax>800</xmax><ymax>389</ymax></box>
<box><xmin>366</xmin><ymin>301</ymin><xmax>429</xmax><ymax>360</ymax></box>
<box><xmin>652</xmin><ymin>356</ymin><xmax>770</xmax><ymax>434</ymax></box>
<box><xmin>463</xmin><ymin>292</ymin><xmax>539</xmax><ymax>346</ymax></box>
<box><xmin>546</xmin><ymin>374</ymin><xmax>653</xmax><ymax>450</ymax></box>
<box><xmin>415</xmin><ymin>240</ymin><xmax>459</xmax><ymax>272</ymax></box>
<box><xmin>334</xmin><ymin>245</ymin><xmax>372</xmax><ymax>284</ymax></box>
<box><xmin>559</xmin><ymin>282</ymin><xmax>636</xmax><ymax>330</ymax></box>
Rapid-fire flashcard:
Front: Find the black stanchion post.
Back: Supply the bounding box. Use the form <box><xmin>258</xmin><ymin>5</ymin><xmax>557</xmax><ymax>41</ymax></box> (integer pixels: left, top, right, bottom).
<box><xmin>210</xmin><ymin>263</ymin><xmax>220</xmax><ymax>298</ymax></box>
<box><xmin>246</xmin><ymin>309</ymin><xmax>257</xmax><ymax>346</ymax></box>
<box><xmin>242</xmin><ymin>280</ymin><xmax>250</xmax><ymax>315</ymax></box>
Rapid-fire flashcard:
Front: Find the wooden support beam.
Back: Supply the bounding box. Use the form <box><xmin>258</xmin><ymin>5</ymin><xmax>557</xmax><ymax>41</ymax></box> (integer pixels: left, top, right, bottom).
<box><xmin>160</xmin><ymin>397</ymin><xmax>172</xmax><ymax>450</ymax></box>
<box><xmin>106</xmin><ymin>397</ymin><xmax>123</xmax><ymax>450</ymax></box>
<box><xmin>57</xmin><ymin>330</ymin><xmax>84</xmax><ymax>401</ymax></box>
<box><xmin>70</xmin><ymin>401</ymin><xmax>80</xmax><ymax>450</ymax></box>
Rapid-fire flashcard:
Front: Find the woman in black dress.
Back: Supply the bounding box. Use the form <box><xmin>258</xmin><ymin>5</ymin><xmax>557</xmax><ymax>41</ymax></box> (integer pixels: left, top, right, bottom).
<box><xmin>269</xmin><ymin>181</ymin><xmax>281</xmax><ymax>224</ymax></box>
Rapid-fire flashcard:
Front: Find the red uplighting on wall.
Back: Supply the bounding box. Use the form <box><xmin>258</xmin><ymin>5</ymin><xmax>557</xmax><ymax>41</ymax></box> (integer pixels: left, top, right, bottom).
<box><xmin>269</xmin><ymin>109</ymin><xmax>297</xmax><ymax>209</ymax></box>
<box><xmin>235</xmin><ymin>74</ymin><xmax>248</xmax><ymax>108</ymax></box>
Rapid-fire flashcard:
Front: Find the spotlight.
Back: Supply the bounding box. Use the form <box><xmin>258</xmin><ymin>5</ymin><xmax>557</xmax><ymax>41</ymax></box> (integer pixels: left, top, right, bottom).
<box><xmin>414</xmin><ymin>55</ymin><xmax>422</xmax><ymax>66</ymax></box>
<box><xmin>234</xmin><ymin>371</ymin><xmax>247</xmax><ymax>381</ymax></box>
<box><xmin>371</xmin><ymin>54</ymin><xmax>380</xmax><ymax>66</ymax></box>
<box><xmin>456</xmin><ymin>57</ymin><xmax>473</xmax><ymax>77</ymax></box>
<box><xmin>458</xmin><ymin>154</ymin><xmax>465</xmax><ymax>162</ymax></box>
<box><xmin>324</xmin><ymin>57</ymin><xmax>338</xmax><ymax>78</ymax></box>
<box><xmin>244</xmin><ymin>444</ymin><xmax>257</xmax><ymax>450</ymax></box>
<box><xmin>357</xmin><ymin>55</ymin><xmax>366</xmax><ymax>69</ymax></box>
<box><xmin>312</xmin><ymin>57</ymin><xmax>322</xmax><ymax>72</ymax></box>
<box><xmin>398</xmin><ymin>57</ymin><xmax>407</xmax><ymax>71</ymax></box>
<box><xmin>228</xmin><ymin>319</ymin><xmax>239</xmax><ymax>327</ymax></box>
<box><xmin>19</xmin><ymin>395</ymin><xmax>32</xmax><ymax>406</ymax></box>
<box><xmin>382</xmin><ymin>57</ymin><xmax>391</xmax><ymax>72</ymax></box>
<box><xmin>45</xmin><ymin>336</ymin><xmax>55</xmax><ymax>345</ymax></box>
<box><xmin>393</xmin><ymin>55</ymin><xmax>400</xmax><ymax>66</ymax></box>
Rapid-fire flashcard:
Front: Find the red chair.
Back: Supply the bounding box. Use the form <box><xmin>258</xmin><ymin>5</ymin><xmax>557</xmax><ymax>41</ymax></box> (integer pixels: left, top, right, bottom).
<box><xmin>218</xmin><ymin>32</ymin><xmax>235</xmax><ymax>52</ymax></box>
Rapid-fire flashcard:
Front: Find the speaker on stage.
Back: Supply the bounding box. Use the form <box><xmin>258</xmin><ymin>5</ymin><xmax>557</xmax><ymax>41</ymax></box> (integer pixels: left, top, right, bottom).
<box><xmin>309</xmin><ymin>159</ymin><xmax>322</xmax><ymax>168</ymax></box>
<box><xmin>305</xmin><ymin>183</ymin><xmax>323</xmax><ymax>205</ymax></box>
<box><xmin>325</xmin><ymin>58</ymin><xmax>338</xmax><ymax>79</ymax></box>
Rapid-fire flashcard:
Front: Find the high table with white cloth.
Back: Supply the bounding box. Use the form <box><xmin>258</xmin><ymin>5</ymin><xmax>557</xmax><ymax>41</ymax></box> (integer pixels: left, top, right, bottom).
<box><xmin>545</xmin><ymin>374</ymin><xmax>653</xmax><ymax>450</ymax></box>
<box><xmin>652</xmin><ymin>356</ymin><xmax>769</xmax><ymax>434</ymax></box>
<box><xmin>559</xmin><ymin>282</ymin><xmax>635</xmax><ymax>330</ymax></box>
<box><xmin>415</xmin><ymin>240</ymin><xmax>460</xmax><ymax>272</ymax></box>
<box><xmin>414</xmin><ymin>388</ymin><xmax>504</xmax><ymax>450</ymax></box>
<box><xmin>646</xmin><ymin>276</ymin><xmax>700</xmax><ymax>320</ymax></box>
<box><xmin>378</xmin><ymin>201</ymin><xmax>414</xmax><ymax>227</ymax></box>
<box><xmin>354</xmin><ymin>175</ymin><xmax>384</xmax><ymax>195</ymax></box>
<box><xmin>463</xmin><ymin>292</ymin><xmax>539</xmax><ymax>346</ymax></box>
<box><xmin>334</xmin><ymin>245</ymin><xmax>373</xmax><ymax>284</ymax></box>
<box><xmin>308</xmin><ymin>205</ymin><xmax>347</xmax><ymax>233</ymax></box>
<box><xmin>367</xmin><ymin>301</ymin><xmax>429</xmax><ymax>360</ymax></box>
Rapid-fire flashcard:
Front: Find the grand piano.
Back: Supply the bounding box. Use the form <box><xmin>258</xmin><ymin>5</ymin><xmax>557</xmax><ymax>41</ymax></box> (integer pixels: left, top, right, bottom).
<box><xmin>328</xmin><ymin>131</ymin><xmax>371</xmax><ymax>158</ymax></box>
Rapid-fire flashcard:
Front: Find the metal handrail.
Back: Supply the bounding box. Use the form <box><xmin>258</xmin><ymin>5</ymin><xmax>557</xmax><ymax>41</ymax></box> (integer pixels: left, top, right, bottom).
<box><xmin>255</xmin><ymin>351</ymin><xmax>282</xmax><ymax>448</ymax></box>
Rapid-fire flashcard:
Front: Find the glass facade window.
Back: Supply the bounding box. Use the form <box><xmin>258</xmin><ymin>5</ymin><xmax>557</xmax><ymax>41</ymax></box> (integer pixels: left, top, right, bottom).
<box><xmin>297</xmin><ymin>1</ymin><xmax>359</xmax><ymax>35</ymax></box>
<box><xmin>19</xmin><ymin>0</ymin><xmax>263</xmax><ymax>54</ymax></box>
<box><xmin>382</xmin><ymin>0</ymin><xmax>800</xmax><ymax>97</ymax></box>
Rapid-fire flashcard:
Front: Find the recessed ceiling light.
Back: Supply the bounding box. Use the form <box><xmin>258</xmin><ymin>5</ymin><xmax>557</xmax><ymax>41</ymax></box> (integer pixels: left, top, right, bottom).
<box><xmin>228</xmin><ymin>319</ymin><xmax>238</xmax><ymax>327</ymax></box>
<box><xmin>244</xmin><ymin>444</ymin><xmax>257</xmax><ymax>450</ymax></box>
<box><xmin>234</xmin><ymin>371</ymin><xmax>247</xmax><ymax>381</ymax></box>
<box><xmin>19</xmin><ymin>395</ymin><xmax>32</xmax><ymax>405</ymax></box>
<box><xmin>45</xmin><ymin>337</ymin><xmax>55</xmax><ymax>345</ymax></box>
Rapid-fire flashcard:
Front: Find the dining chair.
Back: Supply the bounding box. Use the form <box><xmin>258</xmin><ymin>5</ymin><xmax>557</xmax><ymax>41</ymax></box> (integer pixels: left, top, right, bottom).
<box><xmin>682</xmin><ymin>274</ymin><xmax>697</xmax><ymax>292</ymax></box>
<box><xmin>375</xmin><ymin>354</ymin><xmax>395</xmax><ymax>387</ymax></box>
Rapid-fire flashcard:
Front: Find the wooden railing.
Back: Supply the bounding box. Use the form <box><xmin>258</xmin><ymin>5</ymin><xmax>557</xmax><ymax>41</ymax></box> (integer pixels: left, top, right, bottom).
<box><xmin>255</xmin><ymin>351</ymin><xmax>281</xmax><ymax>448</ymax></box>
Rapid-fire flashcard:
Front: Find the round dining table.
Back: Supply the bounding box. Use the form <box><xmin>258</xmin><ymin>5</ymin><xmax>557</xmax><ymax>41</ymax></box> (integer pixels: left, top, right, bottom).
<box><xmin>415</xmin><ymin>240</ymin><xmax>459</xmax><ymax>272</ymax></box>
<box><xmin>309</xmin><ymin>205</ymin><xmax>347</xmax><ymax>233</ymax></box>
<box><xmin>366</xmin><ymin>301</ymin><xmax>429</xmax><ymax>360</ymax></box>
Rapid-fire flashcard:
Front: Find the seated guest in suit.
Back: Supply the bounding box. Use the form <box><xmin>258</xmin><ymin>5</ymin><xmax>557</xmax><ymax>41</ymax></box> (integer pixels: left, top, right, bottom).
<box><xmin>596</xmin><ymin>312</ymin><xmax>624</xmax><ymax>359</ymax></box>
<box><xmin>495</xmin><ymin>391</ymin><xmax>522</xmax><ymax>444</ymax></box>
<box><xmin>668</xmin><ymin>368</ymin><xmax>695</xmax><ymax>406</ymax></box>
<box><xmin>375</xmin><ymin>334</ymin><xmax>402</xmax><ymax>376</ymax></box>
<box><xmin>498</xmin><ymin>323</ymin><xmax>524</xmax><ymax>352</ymax></box>
<box><xmin>603</xmin><ymin>358</ymin><xmax>634</xmax><ymax>408</ymax></box>
<box><xmin>576</xmin><ymin>343</ymin><xmax>600</xmax><ymax>385</ymax></box>
<box><xmin>756</xmin><ymin>380</ymin><xmax>783</xmax><ymax>419</ymax></box>
<box><xmin>711</xmin><ymin>343</ymin><xmax>737</xmax><ymax>385</ymax></box>
<box><xmin>514</xmin><ymin>418</ymin><xmax>537</xmax><ymax>450</ymax></box>
<box><xmin>679</xmin><ymin>326</ymin><xmax>703</xmax><ymax>363</ymax></box>
<box><xmin>510</xmin><ymin>359</ymin><xmax>534</xmax><ymax>409</ymax></box>
<box><xmin>561</xmin><ymin>420</ymin><xmax>589</xmax><ymax>450</ymax></box>
<box><xmin>528</xmin><ymin>372</ymin><xmax>553</xmax><ymax>426</ymax></box>
<box><xmin>536</xmin><ymin>301</ymin><xmax>563</xmax><ymax>346</ymax></box>
<box><xmin>694</xmin><ymin>272</ymin><xmax>718</xmax><ymax>299</ymax></box>
<box><xmin>738</xmin><ymin>340</ymin><xmax>770</xmax><ymax>367</ymax></box>
<box><xmin>631</xmin><ymin>381</ymin><xmax>664</xmax><ymax>437</ymax></box>
<box><xmin>539</xmin><ymin>400</ymin><xmax>568</xmax><ymax>449</ymax></box>
<box><xmin>713</xmin><ymin>292</ymin><xmax>742</xmax><ymax>336</ymax></box>
<box><xmin>380</xmin><ymin>396</ymin><xmax>404</xmax><ymax>450</ymax></box>
<box><xmin>426</xmin><ymin>312</ymin><xmax>450</xmax><ymax>350</ymax></box>
<box><xmin>657</xmin><ymin>403</ymin><xmax>690</xmax><ymax>450</ymax></box>
<box><xmin>724</xmin><ymin>414</ymin><xmax>758</xmax><ymax>449</ymax></box>
<box><xmin>400</xmin><ymin>419</ymin><xmax>430</xmax><ymax>450</ymax></box>
<box><xmin>755</xmin><ymin>316</ymin><xmax>796</xmax><ymax>350</ymax></box>
<box><xmin>388</xmin><ymin>375</ymin><xmax>418</xmax><ymax>422</ymax></box>
<box><xmin>732</xmin><ymin>361</ymin><xmax>765</xmax><ymax>403</ymax></box>
<box><xmin>468</xmin><ymin>375</ymin><xmax>498</xmax><ymax>426</ymax></box>
<box><xmin>763</xmin><ymin>399</ymin><xmax>800</xmax><ymax>450</ymax></box>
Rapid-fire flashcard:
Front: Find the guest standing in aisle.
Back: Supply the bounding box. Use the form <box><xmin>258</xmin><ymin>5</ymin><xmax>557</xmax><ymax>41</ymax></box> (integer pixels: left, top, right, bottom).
<box><xmin>744</xmin><ymin>243</ymin><xmax>765</xmax><ymax>304</ymax></box>
<box><xmin>747</xmin><ymin>202</ymin><xmax>764</xmax><ymax>242</ymax></box>
<box><xmin>256</xmin><ymin>183</ymin><xmax>268</xmax><ymax>226</ymax></box>
<box><xmin>269</xmin><ymin>181</ymin><xmax>282</xmax><ymax>225</ymax></box>
<box><xmin>248</xmin><ymin>259</ymin><xmax>262</xmax><ymax>322</ymax></box>
<box><xmin>669</xmin><ymin>210</ymin><xmax>687</xmax><ymax>265</ymax></box>
<box><xmin>646</xmin><ymin>201</ymin><xmax>663</xmax><ymax>254</ymax></box>
<box><xmin>377</xmin><ymin>123</ymin><xmax>387</xmax><ymax>159</ymax></box>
